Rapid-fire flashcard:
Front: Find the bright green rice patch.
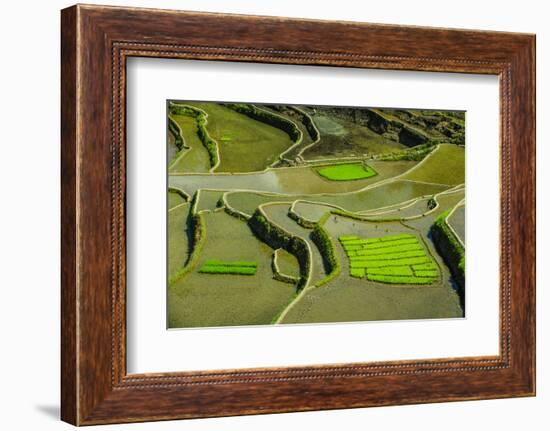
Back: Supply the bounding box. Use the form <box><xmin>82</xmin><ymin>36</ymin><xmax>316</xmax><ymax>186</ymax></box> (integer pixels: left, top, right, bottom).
<box><xmin>199</xmin><ymin>265</ymin><xmax>257</xmax><ymax>275</ymax></box>
<box><xmin>350</xmin><ymin>268</ymin><xmax>365</xmax><ymax>278</ymax></box>
<box><xmin>316</xmin><ymin>163</ymin><xmax>377</xmax><ymax>181</ymax></box>
<box><xmin>349</xmin><ymin>256</ymin><xmax>431</xmax><ymax>268</ymax></box>
<box><xmin>354</xmin><ymin>243</ymin><xmax>424</xmax><ymax>256</ymax></box>
<box><xmin>366</xmin><ymin>266</ymin><xmax>414</xmax><ymax>276</ymax></box>
<box><xmin>203</xmin><ymin>260</ymin><xmax>257</xmax><ymax>267</ymax></box>
<box><xmin>350</xmin><ymin>250</ymin><xmax>426</xmax><ymax>260</ymax></box>
<box><xmin>340</xmin><ymin>234</ymin><xmax>416</xmax><ymax>246</ymax></box>
<box><xmin>339</xmin><ymin>234</ymin><xmax>439</xmax><ymax>285</ymax></box>
<box><xmin>367</xmin><ymin>274</ymin><xmax>436</xmax><ymax>285</ymax></box>
<box><xmin>168</xmin><ymin>203</ymin><xmax>191</xmax><ymax>279</ymax></box>
<box><xmin>339</xmin><ymin>235</ymin><xmax>359</xmax><ymax>241</ymax></box>
<box><xmin>414</xmin><ymin>269</ymin><xmax>439</xmax><ymax>277</ymax></box>
<box><xmin>199</xmin><ymin>259</ymin><xmax>258</xmax><ymax>275</ymax></box>
<box><xmin>413</xmin><ymin>262</ymin><xmax>438</xmax><ymax>271</ymax></box>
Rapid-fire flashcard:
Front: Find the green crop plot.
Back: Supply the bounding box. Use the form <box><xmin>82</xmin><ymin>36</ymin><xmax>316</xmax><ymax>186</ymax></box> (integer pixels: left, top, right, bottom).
<box><xmin>339</xmin><ymin>234</ymin><xmax>439</xmax><ymax>285</ymax></box>
<box><xmin>199</xmin><ymin>260</ymin><xmax>258</xmax><ymax>275</ymax></box>
<box><xmin>316</xmin><ymin>163</ymin><xmax>377</xmax><ymax>181</ymax></box>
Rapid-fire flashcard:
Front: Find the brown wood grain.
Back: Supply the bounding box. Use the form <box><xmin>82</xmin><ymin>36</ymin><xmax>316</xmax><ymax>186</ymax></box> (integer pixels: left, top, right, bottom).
<box><xmin>60</xmin><ymin>4</ymin><xmax>536</xmax><ymax>425</ymax></box>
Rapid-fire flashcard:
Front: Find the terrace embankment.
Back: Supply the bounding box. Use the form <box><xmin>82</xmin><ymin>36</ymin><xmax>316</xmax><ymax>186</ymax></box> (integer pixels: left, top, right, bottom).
<box><xmin>247</xmin><ymin>207</ymin><xmax>311</xmax><ymax>291</ymax></box>
<box><xmin>430</xmin><ymin>210</ymin><xmax>466</xmax><ymax>308</ymax></box>
<box><xmin>260</xmin><ymin>203</ymin><xmax>328</xmax><ymax>287</ymax></box>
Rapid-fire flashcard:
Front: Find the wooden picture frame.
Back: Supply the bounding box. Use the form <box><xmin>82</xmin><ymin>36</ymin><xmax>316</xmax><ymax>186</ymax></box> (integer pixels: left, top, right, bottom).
<box><xmin>61</xmin><ymin>4</ymin><xmax>536</xmax><ymax>425</ymax></box>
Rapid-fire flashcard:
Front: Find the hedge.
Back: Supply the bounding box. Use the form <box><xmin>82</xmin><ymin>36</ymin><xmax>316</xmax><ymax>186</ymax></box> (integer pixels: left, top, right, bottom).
<box><xmin>310</xmin><ymin>215</ymin><xmax>341</xmax><ymax>287</ymax></box>
<box><xmin>377</xmin><ymin>142</ymin><xmax>437</xmax><ymax>162</ymax></box>
<box><xmin>248</xmin><ymin>209</ymin><xmax>310</xmax><ymax>291</ymax></box>
<box><xmin>168</xmin><ymin>116</ymin><xmax>186</xmax><ymax>151</ymax></box>
<box><xmin>430</xmin><ymin>209</ymin><xmax>465</xmax><ymax>307</ymax></box>
<box><xmin>287</xmin><ymin>205</ymin><xmax>317</xmax><ymax>228</ymax></box>
<box><xmin>289</xmin><ymin>106</ymin><xmax>320</xmax><ymax>142</ymax></box>
<box><xmin>168</xmin><ymin>212</ymin><xmax>206</xmax><ymax>286</ymax></box>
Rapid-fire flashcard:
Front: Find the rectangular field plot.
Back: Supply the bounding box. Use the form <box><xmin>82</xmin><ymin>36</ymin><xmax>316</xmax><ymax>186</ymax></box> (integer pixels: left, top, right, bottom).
<box><xmin>339</xmin><ymin>234</ymin><xmax>439</xmax><ymax>285</ymax></box>
<box><xmin>316</xmin><ymin>163</ymin><xmax>377</xmax><ymax>181</ymax></box>
<box><xmin>199</xmin><ymin>260</ymin><xmax>258</xmax><ymax>275</ymax></box>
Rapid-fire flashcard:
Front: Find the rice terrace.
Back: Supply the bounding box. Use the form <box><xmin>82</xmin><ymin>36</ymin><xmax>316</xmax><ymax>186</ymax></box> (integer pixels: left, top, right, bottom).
<box><xmin>167</xmin><ymin>101</ymin><xmax>466</xmax><ymax>328</ymax></box>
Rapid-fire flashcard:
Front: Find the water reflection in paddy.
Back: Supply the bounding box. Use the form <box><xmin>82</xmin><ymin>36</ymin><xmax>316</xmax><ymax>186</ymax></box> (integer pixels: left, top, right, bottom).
<box><xmin>168</xmin><ymin>161</ymin><xmax>416</xmax><ymax>196</ymax></box>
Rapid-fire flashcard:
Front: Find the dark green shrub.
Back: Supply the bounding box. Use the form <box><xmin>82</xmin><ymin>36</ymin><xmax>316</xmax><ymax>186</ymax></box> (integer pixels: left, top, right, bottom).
<box><xmin>310</xmin><ymin>219</ymin><xmax>341</xmax><ymax>287</ymax></box>
<box><xmin>168</xmin><ymin>212</ymin><xmax>206</xmax><ymax>286</ymax></box>
<box><xmin>430</xmin><ymin>210</ymin><xmax>465</xmax><ymax>308</ymax></box>
<box><xmin>168</xmin><ymin>116</ymin><xmax>186</xmax><ymax>150</ymax></box>
<box><xmin>248</xmin><ymin>209</ymin><xmax>310</xmax><ymax>291</ymax></box>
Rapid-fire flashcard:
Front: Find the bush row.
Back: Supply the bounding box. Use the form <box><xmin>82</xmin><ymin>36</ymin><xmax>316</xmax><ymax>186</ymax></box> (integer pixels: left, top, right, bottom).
<box><xmin>168</xmin><ymin>116</ymin><xmax>186</xmax><ymax>150</ymax></box>
<box><xmin>310</xmin><ymin>218</ymin><xmax>341</xmax><ymax>287</ymax></box>
<box><xmin>169</xmin><ymin>103</ymin><xmax>219</xmax><ymax>169</ymax></box>
<box><xmin>223</xmin><ymin>204</ymin><xmax>250</xmax><ymax>222</ymax></box>
<box><xmin>248</xmin><ymin>209</ymin><xmax>310</xmax><ymax>291</ymax></box>
<box><xmin>430</xmin><ymin>210</ymin><xmax>465</xmax><ymax>307</ymax></box>
<box><xmin>168</xmin><ymin>212</ymin><xmax>206</xmax><ymax>286</ymax></box>
<box><xmin>377</xmin><ymin>142</ymin><xmax>437</xmax><ymax>162</ymax></box>
<box><xmin>225</xmin><ymin>103</ymin><xmax>302</xmax><ymax>143</ymax></box>
<box><xmin>290</xmin><ymin>106</ymin><xmax>320</xmax><ymax>142</ymax></box>
<box><xmin>287</xmin><ymin>206</ymin><xmax>317</xmax><ymax>228</ymax></box>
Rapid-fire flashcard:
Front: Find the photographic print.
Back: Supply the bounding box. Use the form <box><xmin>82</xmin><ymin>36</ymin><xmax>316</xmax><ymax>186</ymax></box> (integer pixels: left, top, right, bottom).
<box><xmin>167</xmin><ymin>101</ymin><xmax>465</xmax><ymax>329</ymax></box>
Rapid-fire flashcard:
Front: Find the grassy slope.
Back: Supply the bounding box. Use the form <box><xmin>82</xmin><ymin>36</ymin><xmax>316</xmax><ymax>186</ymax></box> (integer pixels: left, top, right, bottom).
<box><xmin>168</xmin><ymin>203</ymin><xmax>191</xmax><ymax>279</ymax></box>
<box><xmin>168</xmin><ymin>211</ymin><xmax>295</xmax><ymax>328</ymax></box>
<box><xmin>186</xmin><ymin>102</ymin><xmax>294</xmax><ymax>172</ymax></box>
<box><xmin>402</xmin><ymin>144</ymin><xmax>465</xmax><ymax>185</ymax></box>
<box><xmin>168</xmin><ymin>114</ymin><xmax>211</xmax><ymax>173</ymax></box>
